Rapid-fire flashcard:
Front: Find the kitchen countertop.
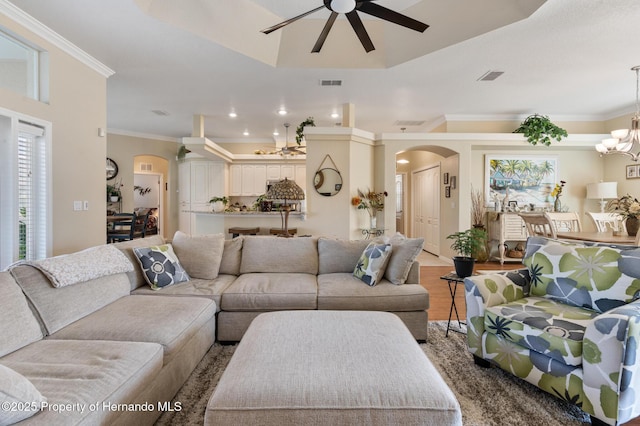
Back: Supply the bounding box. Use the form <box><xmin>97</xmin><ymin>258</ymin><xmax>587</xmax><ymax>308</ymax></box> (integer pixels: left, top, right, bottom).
<box><xmin>186</xmin><ymin>210</ymin><xmax>304</xmax><ymax>217</ymax></box>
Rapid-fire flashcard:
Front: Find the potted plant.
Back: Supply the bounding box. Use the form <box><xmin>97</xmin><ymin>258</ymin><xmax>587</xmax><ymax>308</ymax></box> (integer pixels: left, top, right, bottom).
<box><xmin>107</xmin><ymin>183</ymin><xmax>120</xmax><ymax>202</ymax></box>
<box><xmin>446</xmin><ymin>228</ymin><xmax>487</xmax><ymax>277</ymax></box>
<box><xmin>513</xmin><ymin>114</ymin><xmax>568</xmax><ymax>146</ymax></box>
<box><xmin>209</xmin><ymin>196</ymin><xmax>229</xmax><ymax>213</ymax></box>
<box><xmin>296</xmin><ymin>117</ymin><xmax>315</xmax><ymax>144</ymax></box>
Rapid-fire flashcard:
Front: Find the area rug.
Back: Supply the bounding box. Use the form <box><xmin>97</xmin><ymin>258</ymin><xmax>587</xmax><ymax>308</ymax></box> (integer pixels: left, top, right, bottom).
<box><xmin>155</xmin><ymin>321</ymin><xmax>591</xmax><ymax>425</ymax></box>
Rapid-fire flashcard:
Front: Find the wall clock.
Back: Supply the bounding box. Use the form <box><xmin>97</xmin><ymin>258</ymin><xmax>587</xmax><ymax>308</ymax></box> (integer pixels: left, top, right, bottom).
<box><xmin>106</xmin><ymin>157</ymin><xmax>118</xmax><ymax>180</ymax></box>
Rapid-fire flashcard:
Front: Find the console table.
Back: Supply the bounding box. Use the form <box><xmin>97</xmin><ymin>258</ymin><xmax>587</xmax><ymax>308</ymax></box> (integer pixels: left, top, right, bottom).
<box><xmin>487</xmin><ymin>212</ymin><xmax>528</xmax><ymax>264</ymax></box>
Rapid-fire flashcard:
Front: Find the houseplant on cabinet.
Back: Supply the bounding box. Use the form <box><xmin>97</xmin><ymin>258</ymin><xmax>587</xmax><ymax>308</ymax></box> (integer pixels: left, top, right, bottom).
<box><xmin>209</xmin><ymin>196</ymin><xmax>229</xmax><ymax>213</ymax></box>
<box><xmin>447</xmin><ymin>228</ymin><xmax>487</xmax><ymax>278</ymax></box>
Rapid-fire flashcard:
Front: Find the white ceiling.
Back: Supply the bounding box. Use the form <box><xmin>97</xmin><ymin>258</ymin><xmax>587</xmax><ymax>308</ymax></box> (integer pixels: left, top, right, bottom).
<box><xmin>7</xmin><ymin>0</ymin><xmax>640</xmax><ymax>144</ymax></box>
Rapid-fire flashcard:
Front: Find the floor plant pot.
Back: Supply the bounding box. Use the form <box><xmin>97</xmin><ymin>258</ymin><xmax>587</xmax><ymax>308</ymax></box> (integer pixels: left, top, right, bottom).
<box><xmin>452</xmin><ymin>256</ymin><xmax>476</xmax><ymax>278</ymax></box>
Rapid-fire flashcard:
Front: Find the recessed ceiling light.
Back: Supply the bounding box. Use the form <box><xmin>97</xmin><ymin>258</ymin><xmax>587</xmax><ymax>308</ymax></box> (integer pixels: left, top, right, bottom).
<box><xmin>331</xmin><ymin>112</ymin><xmax>340</xmax><ymax>119</ymax></box>
<box><xmin>273</xmin><ymin>130</ymin><xmax>279</xmax><ymax>136</ymax></box>
<box><xmin>243</xmin><ymin>130</ymin><xmax>250</xmax><ymax>136</ymax></box>
<box><xmin>397</xmin><ymin>159</ymin><xmax>409</xmax><ymax>164</ymax></box>
<box><xmin>228</xmin><ymin>111</ymin><xmax>237</xmax><ymax>118</ymax></box>
<box><xmin>278</xmin><ymin>108</ymin><xmax>287</xmax><ymax>116</ymax></box>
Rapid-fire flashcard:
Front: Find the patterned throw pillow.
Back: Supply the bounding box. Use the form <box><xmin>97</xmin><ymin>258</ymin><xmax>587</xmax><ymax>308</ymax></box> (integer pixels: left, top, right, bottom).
<box><xmin>353</xmin><ymin>242</ymin><xmax>392</xmax><ymax>286</ymax></box>
<box><xmin>133</xmin><ymin>244</ymin><xmax>190</xmax><ymax>290</ymax></box>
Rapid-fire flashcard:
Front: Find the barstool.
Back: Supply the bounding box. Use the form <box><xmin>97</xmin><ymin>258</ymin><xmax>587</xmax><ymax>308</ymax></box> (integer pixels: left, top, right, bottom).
<box><xmin>269</xmin><ymin>227</ymin><xmax>297</xmax><ymax>236</ymax></box>
<box><xmin>228</xmin><ymin>227</ymin><xmax>260</xmax><ymax>238</ymax></box>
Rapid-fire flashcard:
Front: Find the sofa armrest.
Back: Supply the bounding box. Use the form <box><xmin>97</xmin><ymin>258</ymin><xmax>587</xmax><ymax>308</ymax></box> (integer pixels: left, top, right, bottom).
<box><xmin>405</xmin><ymin>261</ymin><xmax>420</xmax><ymax>284</ymax></box>
<box><xmin>582</xmin><ymin>299</ymin><xmax>640</xmax><ymax>424</ymax></box>
<box><xmin>464</xmin><ymin>268</ymin><xmax>530</xmax><ymax>356</ymax></box>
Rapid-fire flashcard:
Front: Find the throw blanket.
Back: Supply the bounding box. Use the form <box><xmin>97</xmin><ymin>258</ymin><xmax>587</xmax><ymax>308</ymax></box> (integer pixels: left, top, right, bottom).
<box><xmin>10</xmin><ymin>245</ymin><xmax>133</xmax><ymax>288</ymax></box>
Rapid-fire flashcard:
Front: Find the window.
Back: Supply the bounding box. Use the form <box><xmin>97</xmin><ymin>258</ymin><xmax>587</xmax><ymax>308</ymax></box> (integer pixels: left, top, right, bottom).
<box><xmin>0</xmin><ymin>29</ymin><xmax>47</xmax><ymax>102</ymax></box>
<box><xmin>0</xmin><ymin>112</ymin><xmax>50</xmax><ymax>269</ymax></box>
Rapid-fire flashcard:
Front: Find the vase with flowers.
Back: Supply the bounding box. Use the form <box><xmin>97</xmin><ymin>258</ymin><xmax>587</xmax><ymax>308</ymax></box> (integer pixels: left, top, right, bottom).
<box><xmin>551</xmin><ymin>180</ymin><xmax>566</xmax><ymax>212</ymax></box>
<box><xmin>351</xmin><ymin>189</ymin><xmax>387</xmax><ymax>229</ymax></box>
<box><xmin>606</xmin><ymin>194</ymin><xmax>640</xmax><ymax>236</ymax></box>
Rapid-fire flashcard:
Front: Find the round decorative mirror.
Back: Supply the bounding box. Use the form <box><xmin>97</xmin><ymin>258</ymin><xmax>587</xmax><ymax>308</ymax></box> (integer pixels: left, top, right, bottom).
<box><xmin>106</xmin><ymin>157</ymin><xmax>118</xmax><ymax>180</ymax></box>
<box><xmin>314</xmin><ymin>168</ymin><xmax>342</xmax><ymax>196</ymax></box>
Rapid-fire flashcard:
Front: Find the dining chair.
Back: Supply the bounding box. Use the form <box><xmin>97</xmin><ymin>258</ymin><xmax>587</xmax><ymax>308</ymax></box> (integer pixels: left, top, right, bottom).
<box><xmin>107</xmin><ymin>212</ymin><xmax>136</xmax><ymax>243</ymax></box>
<box><xmin>544</xmin><ymin>211</ymin><xmax>582</xmax><ymax>232</ymax></box>
<box><xmin>586</xmin><ymin>212</ymin><xmax>626</xmax><ymax>233</ymax></box>
<box><xmin>132</xmin><ymin>209</ymin><xmax>151</xmax><ymax>239</ymax></box>
<box><xmin>518</xmin><ymin>212</ymin><xmax>557</xmax><ymax>238</ymax></box>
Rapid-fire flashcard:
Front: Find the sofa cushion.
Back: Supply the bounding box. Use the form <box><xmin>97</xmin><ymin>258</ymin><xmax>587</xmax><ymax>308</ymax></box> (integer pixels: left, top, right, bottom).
<box><xmin>131</xmin><ymin>274</ymin><xmax>236</xmax><ymax>312</ymax></box>
<box><xmin>317</xmin><ymin>273</ymin><xmax>429</xmax><ymax>311</ymax></box>
<box><xmin>318</xmin><ymin>238</ymin><xmax>370</xmax><ymax>274</ymax></box>
<box><xmin>353</xmin><ymin>242</ymin><xmax>392</xmax><ymax>286</ymax></box>
<box><xmin>0</xmin><ymin>272</ymin><xmax>43</xmax><ymax>357</ymax></box>
<box><xmin>10</xmin><ymin>265</ymin><xmax>131</xmax><ymax>335</ymax></box>
<box><xmin>0</xmin><ymin>364</ymin><xmax>46</xmax><ymax>425</ymax></box>
<box><xmin>523</xmin><ymin>236</ymin><xmax>640</xmax><ymax>312</ymax></box>
<box><xmin>221</xmin><ymin>273</ymin><xmax>318</xmax><ymax>311</ymax></box>
<box><xmin>240</xmin><ymin>236</ymin><xmax>318</xmax><ymax>274</ymax></box>
<box><xmin>383</xmin><ymin>234</ymin><xmax>424</xmax><ymax>285</ymax></box>
<box><xmin>484</xmin><ymin>296</ymin><xmax>599</xmax><ymax>366</ymax></box>
<box><xmin>133</xmin><ymin>244</ymin><xmax>190</xmax><ymax>290</ymax></box>
<box><xmin>112</xmin><ymin>234</ymin><xmax>166</xmax><ymax>290</ymax></box>
<box><xmin>219</xmin><ymin>237</ymin><xmax>243</xmax><ymax>276</ymax></box>
<box><xmin>1</xmin><ymin>339</ymin><xmax>163</xmax><ymax>425</ymax></box>
<box><xmin>48</xmin><ymin>295</ymin><xmax>215</xmax><ymax>365</ymax></box>
<box><xmin>172</xmin><ymin>231</ymin><xmax>225</xmax><ymax>279</ymax></box>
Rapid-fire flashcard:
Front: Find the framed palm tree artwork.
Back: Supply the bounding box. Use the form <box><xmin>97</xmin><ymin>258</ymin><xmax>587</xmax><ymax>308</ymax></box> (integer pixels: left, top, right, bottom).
<box><xmin>485</xmin><ymin>155</ymin><xmax>558</xmax><ymax>208</ymax></box>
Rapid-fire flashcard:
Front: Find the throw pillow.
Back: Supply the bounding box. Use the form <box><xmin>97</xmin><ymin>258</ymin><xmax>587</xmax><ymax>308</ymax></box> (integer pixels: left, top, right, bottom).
<box><xmin>219</xmin><ymin>237</ymin><xmax>243</xmax><ymax>276</ymax></box>
<box><xmin>353</xmin><ymin>242</ymin><xmax>392</xmax><ymax>286</ymax></box>
<box><xmin>171</xmin><ymin>231</ymin><xmax>224</xmax><ymax>279</ymax></box>
<box><xmin>382</xmin><ymin>233</ymin><xmax>424</xmax><ymax>285</ymax></box>
<box><xmin>0</xmin><ymin>364</ymin><xmax>46</xmax><ymax>424</ymax></box>
<box><xmin>133</xmin><ymin>244</ymin><xmax>190</xmax><ymax>290</ymax></box>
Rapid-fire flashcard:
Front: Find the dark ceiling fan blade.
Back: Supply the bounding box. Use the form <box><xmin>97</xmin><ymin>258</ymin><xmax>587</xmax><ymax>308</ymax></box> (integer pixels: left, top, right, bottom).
<box><xmin>261</xmin><ymin>5</ymin><xmax>325</xmax><ymax>34</ymax></box>
<box><xmin>345</xmin><ymin>11</ymin><xmax>375</xmax><ymax>52</ymax></box>
<box><xmin>358</xmin><ymin>2</ymin><xmax>429</xmax><ymax>33</ymax></box>
<box><xmin>312</xmin><ymin>12</ymin><xmax>338</xmax><ymax>53</ymax></box>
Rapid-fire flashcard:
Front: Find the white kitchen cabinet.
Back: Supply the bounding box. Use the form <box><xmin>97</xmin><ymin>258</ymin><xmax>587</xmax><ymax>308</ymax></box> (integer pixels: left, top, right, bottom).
<box><xmin>266</xmin><ymin>165</ymin><xmax>281</xmax><ymax>180</ymax></box>
<box><xmin>179</xmin><ymin>161</ymin><xmax>227</xmax><ymax>233</ymax></box>
<box><xmin>280</xmin><ymin>164</ymin><xmax>294</xmax><ymax>180</ymax></box>
<box><xmin>230</xmin><ymin>165</ymin><xmax>242</xmax><ymax>196</ymax></box>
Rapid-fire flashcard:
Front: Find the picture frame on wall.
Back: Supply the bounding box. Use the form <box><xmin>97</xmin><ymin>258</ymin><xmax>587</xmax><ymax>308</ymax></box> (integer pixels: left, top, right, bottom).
<box><xmin>443</xmin><ymin>172</ymin><xmax>449</xmax><ymax>185</ymax></box>
<box><xmin>626</xmin><ymin>164</ymin><xmax>638</xmax><ymax>179</ymax></box>
<box><xmin>485</xmin><ymin>155</ymin><xmax>558</xmax><ymax>207</ymax></box>
<box><xmin>445</xmin><ymin>186</ymin><xmax>451</xmax><ymax>198</ymax></box>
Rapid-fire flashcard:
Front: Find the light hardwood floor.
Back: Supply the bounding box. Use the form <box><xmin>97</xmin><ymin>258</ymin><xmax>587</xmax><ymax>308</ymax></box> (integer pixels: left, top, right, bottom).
<box><xmin>420</xmin><ymin>259</ymin><xmax>640</xmax><ymax>426</ymax></box>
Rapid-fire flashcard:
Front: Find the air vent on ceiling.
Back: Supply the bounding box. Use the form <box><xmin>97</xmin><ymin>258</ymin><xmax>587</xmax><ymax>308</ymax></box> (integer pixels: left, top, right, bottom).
<box><xmin>140</xmin><ymin>163</ymin><xmax>153</xmax><ymax>172</ymax></box>
<box><xmin>320</xmin><ymin>80</ymin><xmax>342</xmax><ymax>86</ymax></box>
<box><xmin>477</xmin><ymin>70</ymin><xmax>504</xmax><ymax>81</ymax></box>
<box><xmin>394</xmin><ymin>120</ymin><xmax>426</xmax><ymax>126</ymax></box>
<box><xmin>151</xmin><ymin>110</ymin><xmax>170</xmax><ymax>116</ymax></box>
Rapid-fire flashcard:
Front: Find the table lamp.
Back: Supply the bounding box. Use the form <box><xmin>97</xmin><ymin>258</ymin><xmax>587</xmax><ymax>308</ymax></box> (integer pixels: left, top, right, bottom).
<box><xmin>586</xmin><ymin>182</ymin><xmax>618</xmax><ymax>213</ymax></box>
<box><xmin>266</xmin><ymin>178</ymin><xmax>305</xmax><ymax>237</ymax></box>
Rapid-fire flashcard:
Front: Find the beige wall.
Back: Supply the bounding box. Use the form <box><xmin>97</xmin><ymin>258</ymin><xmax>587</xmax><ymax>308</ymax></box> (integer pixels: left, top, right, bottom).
<box><xmin>0</xmin><ymin>12</ymin><xmax>108</xmax><ymax>256</ymax></box>
<box><xmin>107</xmin><ymin>133</ymin><xmax>180</xmax><ymax>240</ymax></box>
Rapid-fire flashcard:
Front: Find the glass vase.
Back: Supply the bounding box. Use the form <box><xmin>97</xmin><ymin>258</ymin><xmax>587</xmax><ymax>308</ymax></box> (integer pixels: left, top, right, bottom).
<box><xmin>553</xmin><ymin>196</ymin><xmax>561</xmax><ymax>212</ymax></box>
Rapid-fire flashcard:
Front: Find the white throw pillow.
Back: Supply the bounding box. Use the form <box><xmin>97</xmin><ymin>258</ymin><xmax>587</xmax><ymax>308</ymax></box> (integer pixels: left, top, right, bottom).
<box><xmin>0</xmin><ymin>364</ymin><xmax>46</xmax><ymax>425</ymax></box>
<box><xmin>171</xmin><ymin>231</ymin><xmax>225</xmax><ymax>279</ymax></box>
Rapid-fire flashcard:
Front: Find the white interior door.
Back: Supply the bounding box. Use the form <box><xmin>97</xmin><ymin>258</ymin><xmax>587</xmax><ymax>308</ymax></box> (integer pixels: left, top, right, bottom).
<box><xmin>413</xmin><ymin>165</ymin><xmax>440</xmax><ymax>255</ymax></box>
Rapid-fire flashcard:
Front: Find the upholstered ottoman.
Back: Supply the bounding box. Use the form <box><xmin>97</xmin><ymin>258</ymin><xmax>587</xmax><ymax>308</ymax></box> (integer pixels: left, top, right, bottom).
<box><xmin>205</xmin><ymin>311</ymin><xmax>461</xmax><ymax>425</ymax></box>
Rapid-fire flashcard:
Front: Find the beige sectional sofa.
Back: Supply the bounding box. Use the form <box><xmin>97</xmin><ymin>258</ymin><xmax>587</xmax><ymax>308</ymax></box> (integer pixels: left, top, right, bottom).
<box><xmin>0</xmin><ymin>233</ymin><xmax>428</xmax><ymax>425</ymax></box>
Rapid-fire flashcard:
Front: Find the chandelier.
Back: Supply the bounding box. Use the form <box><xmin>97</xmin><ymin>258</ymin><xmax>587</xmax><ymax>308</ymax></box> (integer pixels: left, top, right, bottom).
<box><xmin>596</xmin><ymin>65</ymin><xmax>640</xmax><ymax>161</ymax></box>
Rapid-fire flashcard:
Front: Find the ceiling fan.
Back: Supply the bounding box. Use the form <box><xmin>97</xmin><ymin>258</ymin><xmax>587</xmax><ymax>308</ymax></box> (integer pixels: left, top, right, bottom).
<box><xmin>279</xmin><ymin>123</ymin><xmax>306</xmax><ymax>155</ymax></box>
<box><xmin>261</xmin><ymin>0</ymin><xmax>429</xmax><ymax>53</ymax></box>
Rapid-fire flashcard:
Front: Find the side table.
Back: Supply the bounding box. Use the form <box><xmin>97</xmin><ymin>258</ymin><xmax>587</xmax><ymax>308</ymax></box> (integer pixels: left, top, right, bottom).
<box><xmin>439</xmin><ymin>272</ymin><xmax>470</xmax><ymax>337</ymax></box>
<box><xmin>361</xmin><ymin>228</ymin><xmax>385</xmax><ymax>239</ymax></box>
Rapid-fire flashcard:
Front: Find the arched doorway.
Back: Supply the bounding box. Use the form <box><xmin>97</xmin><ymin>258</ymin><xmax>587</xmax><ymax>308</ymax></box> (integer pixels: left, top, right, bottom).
<box><xmin>133</xmin><ymin>155</ymin><xmax>168</xmax><ymax>237</ymax></box>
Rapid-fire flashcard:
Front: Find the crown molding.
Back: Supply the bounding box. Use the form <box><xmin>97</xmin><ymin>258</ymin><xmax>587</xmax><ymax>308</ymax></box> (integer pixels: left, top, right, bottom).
<box><xmin>107</xmin><ymin>128</ymin><xmax>179</xmax><ymax>143</ymax></box>
<box><xmin>443</xmin><ymin>113</ymin><xmax>606</xmax><ymax>122</ymax></box>
<box><xmin>0</xmin><ymin>0</ymin><xmax>115</xmax><ymax>78</ymax></box>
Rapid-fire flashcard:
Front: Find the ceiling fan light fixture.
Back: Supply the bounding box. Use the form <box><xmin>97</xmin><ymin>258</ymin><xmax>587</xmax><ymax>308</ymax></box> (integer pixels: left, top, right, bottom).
<box><xmin>330</xmin><ymin>0</ymin><xmax>356</xmax><ymax>14</ymax></box>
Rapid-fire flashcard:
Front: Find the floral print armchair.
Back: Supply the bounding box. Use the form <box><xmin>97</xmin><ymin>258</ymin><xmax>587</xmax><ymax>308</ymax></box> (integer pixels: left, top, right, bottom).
<box><xmin>464</xmin><ymin>236</ymin><xmax>640</xmax><ymax>426</ymax></box>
